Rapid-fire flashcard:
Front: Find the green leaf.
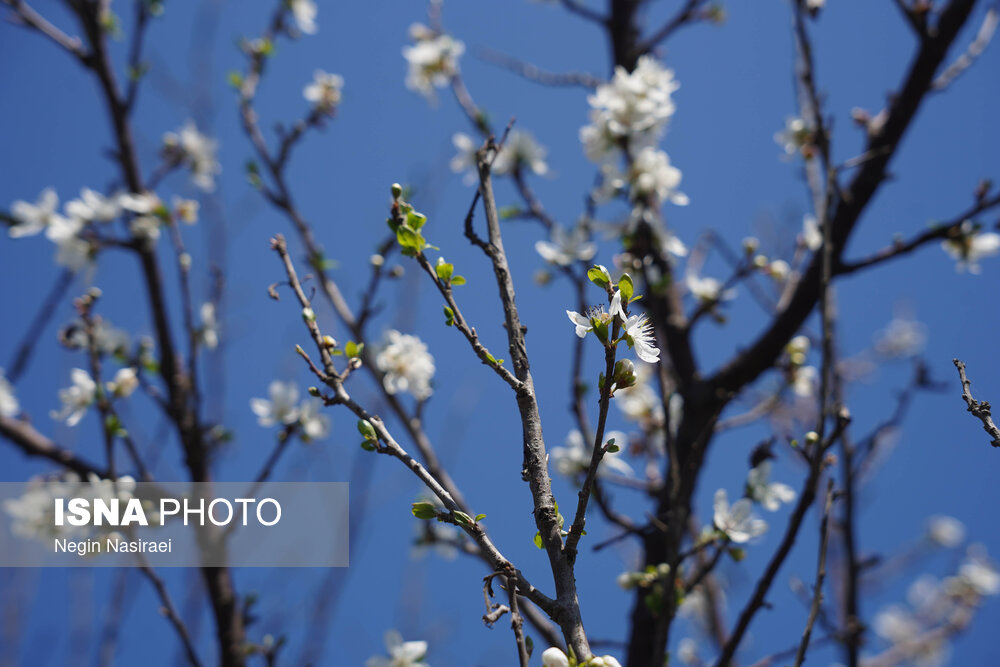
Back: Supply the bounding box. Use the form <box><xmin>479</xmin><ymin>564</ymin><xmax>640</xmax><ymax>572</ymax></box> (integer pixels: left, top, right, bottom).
<box><xmin>453</xmin><ymin>511</ymin><xmax>474</xmax><ymax>527</ymax></box>
<box><xmin>227</xmin><ymin>70</ymin><xmax>244</xmax><ymax>89</ymax></box>
<box><xmin>395</xmin><ymin>225</ymin><xmax>424</xmax><ymax>252</ymax></box>
<box><xmin>411</xmin><ymin>502</ymin><xmax>438</xmax><ymax>520</ymax></box>
<box><xmin>606</xmin><ymin>444</ymin><xmax>620</xmax><ymax>453</ymax></box>
<box><xmin>524</xmin><ymin>636</ymin><xmax>534</xmax><ymax>658</ymax></box>
<box><xmin>499</xmin><ymin>205</ymin><xmax>522</xmax><ymax>220</ymax></box>
<box><xmin>587</xmin><ymin>266</ymin><xmax>609</xmax><ymax>287</ymax></box>
<box><xmin>450</xmin><ymin>275</ymin><xmax>466</xmax><ymax>286</ymax></box>
<box><xmin>357</xmin><ymin>419</ymin><xmax>377</xmax><ymax>441</ymax></box>
<box><xmin>345</xmin><ymin>341</ymin><xmax>363</xmax><ymax>358</ymax></box>
<box><xmin>406</xmin><ymin>210</ymin><xmax>427</xmax><ymax>230</ymax></box>
<box><xmin>533</xmin><ymin>532</ymin><xmax>543</xmax><ymax>549</ymax></box>
<box><xmin>435</xmin><ymin>260</ymin><xmax>454</xmax><ymax>282</ymax></box>
<box><xmin>474</xmin><ymin>513</ymin><xmax>486</xmax><ymax>522</ymax></box>
<box><xmin>443</xmin><ymin>306</ymin><xmax>455</xmax><ymax>327</ymax></box>
<box><xmin>618</xmin><ymin>273</ymin><xmax>634</xmax><ymax>302</ymax></box>
<box><xmin>360</xmin><ymin>440</ymin><xmax>376</xmax><ymax>452</ymax></box>
<box><xmin>728</xmin><ymin>547</ymin><xmax>746</xmax><ymax>562</ymax></box>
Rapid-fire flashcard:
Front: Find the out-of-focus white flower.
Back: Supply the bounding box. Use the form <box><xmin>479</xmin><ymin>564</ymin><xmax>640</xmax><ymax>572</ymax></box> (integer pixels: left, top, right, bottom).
<box><xmin>119</xmin><ymin>191</ymin><xmax>162</xmax><ymax>215</ymax></box>
<box><xmin>365</xmin><ymin>629</ymin><xmax>428</xmax><ymax>667</ymax></box>
<box><xmin>106</xmin><ymin>367</ymin><xmax>138</xmax><ymax>398</ymax></box>
<box><xmin>66</xmin><ymin>188</ymin><xmax>122</xmax><ymax>223</ymax></box>
<box><xmin>598</xmin><ymin>147</ymin><xmax>687</xmax><ymax>206</ymax></box>
<box><xmin>199</xmin><ymin>302</ymin><xmax>219</xmax><ymax>350</ymax></box>
<box><xmin>297</xmin><ymin>398</ymin><xmax>330</xmax><ymax>441</ymax></box>
<box><xmin>874</xmin><ymin>605</ymin><xmax>920</xmax><ymax>643</ymax></box>
<box><xmin>686</xmin><ymin>273</ymin><xmax>735</xmax><ymax>303</ymax></box>
<box><xmin>616</xmin><ymin>362</ymin><xmax>665</xmax><ymax>431</ymax></box>
<box><xmin>774</xmin><ymin>115</ymin><xmax>812</xmax><ymax>157</ymax></box>
<box><xmin>68</xmin><ymin>318</ymin><xmax>130</xmax><ymax>357</ymax></box>
<box><xmin>807</xmin><ymin>0</ymin><xmax>826</xmax><ymax>10</ymax></box>
<box><xmin>9</xmin><ymin>188</ymin><xmax>64</xmax><ymax>238</ymax></box>
<box><xmin>541</xmin><ymin>647</ymin><xmax>570</xmax><ymax>667</ymax></box>
<box><xmin>801</xmin><ymin>214</ymin><xmax>823</xmax><ymax>251</ymax></box>
<box><xmin>403</xmin><ymin>24</ymin><xmax>464</xmax><ymax>102</ymax></box>
<box><xmin>3</xmin><ymin>473</ymin><xmax>136</xmax><ymax>544</ymax></box>
<box><xmin>927</xmin><ymin>515</ymin><xmax>965</xmax><ymax>548</ymax></box>
<box><xmin>449</xmin><ymin>132</ymin><xmax>479</xmax><ymax>184</ymax></box>
<box><xmin>941</xmin><ymin>220</ymin><xmax>1000</xmax><ymax>273</ymax></box>
<box><xmin>0</xmin><ymin>369</ymin><xmax>19</xmax><ymax>418</ymax></box>
<box><xmin>535</xmin><ymin>225</ymin><xmax>597</xmax><ymax>266</ymax></box>
<box><xmin>623</xmin><ymin>312</ymin><xmax>660</xmax><ymax>364</ymax></box>
<box><xmin>786</xmin><ymin>335</ymin><xmax>810</xmax><ymax>365</ymax></box>
<box><xmin>290</xmin><ymin>0</ymin><xmax>317</xmax><ymax>35</ymax></box>
<box><xmin>790</xmin><ymin>365</ymin><xmax>818</xmax><ymax>397</ymax></box>
<box><xmin>551</xmin><ymin>429</ymin><xmax>633</xmax><ymax>478</ymax></box>
<box><xmin>580</xmin><ymin>55</ymin><xmax>679</xmax><ymax>161</ymax></box>
<box><xmin>713</xmin><ymin>489</ymin><xmax>767</xmax><ymax>543</ymax></box>
<box><xmin>45</xmin><ymin>213</ymin><xmax>92</xmax><ymax>271</ymax></box>
<box><xmin>172</xmin><ymin>197</ymin><xmax>199</xmax><ymax>224</ymax></box>
<box><xmin>250</xmin><ymin>381</ymin><xmax>300</xmax><ymax>427</ymax></box>
<box><xmin>375</xmin><ymin>330</ymin><xmax>435</xmax><ymax>400</ymax></box>
<box><xmin>303</xmin><ymin>70</ymin><xmax>343</xmax><ymax>111</ymax></box>
<box><xmin>874</xmin><ymin>313</ymin><xmax>927</xmax><ymax>358</ymax></box>
<box><xmin>746</xmin><ymin>462</ymin><xmax>796</xmax><ymax>511</ymax></box>
<box><xmin>162</xmin><ymin>121</ymin><xmax>221</xmax><ymax>192</ymax></box>
<box><xmin>958</xmin><ymin>546</ymin><xmax>1000</xmax><ymax>596</ymax></box>
<box><xmin>51</xmin><ymin>369</ymin><xmax>97</xmax><ymax>426</ymax></box>
<box><xmin>590</xmin><ymin>657</ymin><xmax>623</xmax><ymax>667</ymax></box>
<box><xmin>677</xmin><ymin>638</ymin><xmax>699</xmax><ymax>665</ymax></box>
<box><xmin>129</xmin><ymin>215</ymin><xmax>161</xmax><ymax>245</ymax></box>
<box><xmin>493</xmin><ymin>129</ymin><xmax>549</xmax><ymax>176</ymax></box>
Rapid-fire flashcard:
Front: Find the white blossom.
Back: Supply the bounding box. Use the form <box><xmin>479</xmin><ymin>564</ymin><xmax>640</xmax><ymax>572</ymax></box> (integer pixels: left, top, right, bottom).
<box><xmin>581</xmin><ymin>55</ymin><xmax>679</xmax><ymax>161</ymax></box>
<box><xmin>713</xmin><ymin>489</ymin><xmax>767</xmax><ymax>543</ymax></box>
<box><xmin>874</xmin><ymin>314</ymin><xmax>927</xmax><ymax>358</ymax></box>
<box><xmin>566</xmin><ymin>289</ymin><xmax>624</xmax><ymax>338</ymax></box>
<box><xmin>686</xmin><ymin>272</ymin><xmax>735</xmax><ymax>303</ymax></box>
<box><xmin>106</xmin><ymin>367</ymin><xmax>138</xmax><ymax>398</ymax></box>
<box><xmin>597</xmin><ymin>147</ymin><xmax>688</xmax><ymax>206</ymax></box>
<box><xmin>290</xmin><ymin>0</ymin><xmax>317</xmax><ymax>35</ymax></box>
<box><xmin>0</xmin><ymin>369</ymin><xmax>19</xmax><ymax>418</ymax></box>
<box><xmin>162</xmin><ymin>121</ymin><xmax>221</xmax><ymax>192</ymax></box>
<box><xmin>303</xmin><ymin>70</ymin><xmax>343</xmax><ymax>111</ymax></box>
<box><xmin>8</xmin><ymin>188</ymin><xmax>63</xmax><ymax>238</ymax></box>
<box><xmin>615</xmin><ymin>361</ymin><xmax>664</xmax><ymax>430</ymax></box>
<box><xmin>403</xmin><ymin>24</ymin><xmax>464</xmax><ymax>101</ymax></box>
<box><xmin>927</xmin><ymin>515</ymin><xmax>965</xmax><ymax>548</ymax></box>
<box><xmin>365</xmin><ymin>629</ymin><xmax>428</xmax><ymax>667</ymax></box>
<box><xmin>551</xmin><ymin>429</ymin><xmax>633</xmax><ymax>478</ymax></box>
<box><xmin>375</xmin><ymin>330</ymin><xmax>435</xmax><ymax>400</ymax></box>
<box><xmin>746</xmin><ymin>462</ymin><xmax>796</xmax><ymax>511</ymax></box>
<box><xmin>623</xmin><ymin>312</ymin><xmax>661</xmax><ymax>364</ymax></box>
<box><xmin>173</xmin><ymin>197</ymin><xmax>199</xmax><ymax>224</ymax></box>
<box><xmin>774</xmin><ymin>115</ymin><xmax>812</xmax><ymax>157</ymax></box>
<box><xmin>199</xmin><ymin>302</ymin><xmax>220</xmax><ymax>350</ymax></box>
<box><xmin>67</xmin><ymin>317</ymin><xmax>131</xmax><ymax>356</ymax></box>
<box><xmin>957</xmin><ymin>546</ymin><xmax>1000</xmax><ymax>596</ymax></box>
<box><xmin>790</xmin><ymin>365</ymin><xmax>818</xmax><ymax>398</ymax></box>
<box><xmin>449</xmin><ymin>133</ymin><xmax>479</xmax><ymax>184</ymax></box>
<box><xmin>129</xmin><ymin>215</ymin><xmax>161</xmax><ymax>245</ymax></box>
<box><xmin>541</xmin><ymin>647</ymin><xmax>570</xmax><ymax>667</ymax></box>
<box><xmin>801</xmin><ymin>214</ymin><xmax>822</xmax><ymax>251</ymax></box>
<box><xmin>298</xmin><ymin>398</ymin><xmax>331</xmax><ymax>441</ymax></box>
<box><xmin>250</xmin><ymin>381</ymin><xmax>301</xmax><ymax>427</ymax></box>
<box><xmin>66</xmin><ymin>188</ymin><xmax>122</xmax><ymax>223</ymax></box>
<box><xmin>493</xmin><ymin>129</ymin><xmax>549</xmax><ymax>176</ymax></box>
<box><xmin>541</xmin><ymin>648</ymin><xmax>620</xmax><ymax>667</ymax></box>
<box><xmin>3</xmin><ymin>473</ymin><xmax>136</xmax><ymax>544</ymax></box>
<box><xmin>535</xmin><ymin>225</ymin><xmax>597</xmax><ymax>266</ymax></box>
<box><xmin>50</xmin><ymin>368</ymin><xmax>97</xmax><ymax>426</ymax></box>
<box><xmin>941</xmin><ymin>220</ymin><xmax>1000</xmax><ymax>273</ymax></box>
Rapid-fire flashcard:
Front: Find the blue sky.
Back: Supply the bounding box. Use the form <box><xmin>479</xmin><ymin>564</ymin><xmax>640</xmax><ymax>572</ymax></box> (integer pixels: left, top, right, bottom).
<box><xmin>1</xmin><ymin>1</ymin><xmax>999</xmax><ymax>665</ymax></box>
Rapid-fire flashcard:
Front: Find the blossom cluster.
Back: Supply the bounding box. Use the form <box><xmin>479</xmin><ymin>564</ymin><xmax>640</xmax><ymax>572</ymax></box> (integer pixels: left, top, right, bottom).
<box><xmin>581</xmin><ymin>55</ymin><xmax>688</xmax><ymax>213</ymax></box>
<box><xmin>374</xmin><ymin>329</ymin><xmax>436</xmax><ymax>400</ymax></box>
<box><xmin>250</xmin><ymin>380</ymin><xmax>331</xmax><ymax>442</ymax></box>
<box><xmin>402</xmin><ymin>23</ymin><xmax>464</xmax><ymax>102</ymax></box>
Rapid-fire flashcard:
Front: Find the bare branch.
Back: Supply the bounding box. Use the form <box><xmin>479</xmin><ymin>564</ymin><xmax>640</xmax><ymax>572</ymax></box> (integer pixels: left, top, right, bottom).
<box><xmin>953</xmin><ymin>358</ymin><xmax>1000</xmax><ymax>447</ymax></box>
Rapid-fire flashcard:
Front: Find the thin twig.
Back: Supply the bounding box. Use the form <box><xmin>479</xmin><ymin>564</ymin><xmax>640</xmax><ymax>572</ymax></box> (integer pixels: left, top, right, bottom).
<box><xmin>953</xmin><ymin>358</ymin><xmax>1000</xmax><ymax>447</ymax></box>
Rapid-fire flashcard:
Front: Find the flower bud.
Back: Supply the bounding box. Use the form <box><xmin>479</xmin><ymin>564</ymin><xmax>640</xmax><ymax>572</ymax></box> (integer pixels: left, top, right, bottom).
<box><xmin>322</xmin><ymin>335</ymin><xmax>337</xmax><ymax>349</ymax></box>
<box><xmin>302</xmin><ymin>307</ymin><xmax>316</xmax><ymax>322</ymax></box>
<box><xmin>391</xmin><ymin>183</ymin><xmax>403</xmax><ymax>199</ymax></box>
